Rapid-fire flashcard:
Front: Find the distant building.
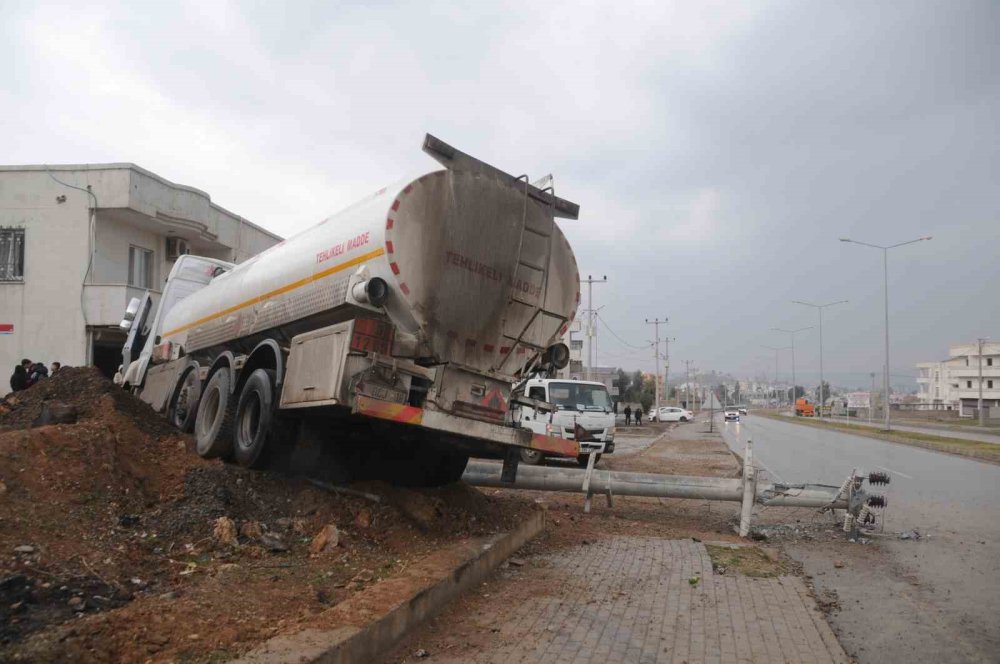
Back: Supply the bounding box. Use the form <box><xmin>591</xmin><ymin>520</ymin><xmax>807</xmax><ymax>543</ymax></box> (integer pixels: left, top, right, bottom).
<box><xmin>917</xmin><ymin>341</ymin><xmax>1000</xmax><ymax>416</ymax></box>
<box><xmin>1</xmin><ymin>163</ymin><xmax>281</xmax><ymax>378</ymax></box>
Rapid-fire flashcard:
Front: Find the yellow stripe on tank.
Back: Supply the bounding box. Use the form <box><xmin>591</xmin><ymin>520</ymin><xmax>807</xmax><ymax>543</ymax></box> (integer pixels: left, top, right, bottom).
<box><xmin>161</xmin><ymin>247</ymin><xmax>386</xmax><ymax>339</ymax></box>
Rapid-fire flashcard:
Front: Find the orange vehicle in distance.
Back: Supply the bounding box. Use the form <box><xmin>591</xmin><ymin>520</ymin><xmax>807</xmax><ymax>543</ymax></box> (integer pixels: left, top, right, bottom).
<box><xmin>795</xmin><ymin>397</ymin><xmax>816</xmax><ymax>417</ymax></box>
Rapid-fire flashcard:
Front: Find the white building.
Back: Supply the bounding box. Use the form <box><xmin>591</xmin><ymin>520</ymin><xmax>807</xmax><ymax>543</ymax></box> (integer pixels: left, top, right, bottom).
<box><xmin>917</xmin><ymin>341</ymin><xmax>1000</xmax><ymax>416</ymax></box>
<box><xmin>1</xmin><ymin>163</ymin><xmax>281</xmax><ymax>379</ymax></box>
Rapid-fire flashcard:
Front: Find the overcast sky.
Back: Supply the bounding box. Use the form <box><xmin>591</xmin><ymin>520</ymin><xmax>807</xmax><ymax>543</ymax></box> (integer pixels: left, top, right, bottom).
<box><xmin>4</xmin><ymin>0</ymin><xmax>997</xmax><ymax>389</ymax></box>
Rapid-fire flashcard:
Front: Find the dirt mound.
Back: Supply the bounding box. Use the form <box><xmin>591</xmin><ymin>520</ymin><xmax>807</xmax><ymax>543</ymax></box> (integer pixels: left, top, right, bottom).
<box><xmin>0</xmin><ymin>367</ymin><xmax>176</xmax><ymax>437</ymax></box>
<box><xmin>0</xmin><ymin>367</ymin><xmax>538</xmax><ymax>662</ymax></box>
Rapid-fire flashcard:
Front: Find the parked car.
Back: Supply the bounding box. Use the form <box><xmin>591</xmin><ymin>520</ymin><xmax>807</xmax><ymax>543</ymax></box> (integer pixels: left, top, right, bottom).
<box><xmin>738</xmin><ymin>407</ymin><xmax>748</xmax><ymax>415</ymax></box>
<box><xmin>724</xmin><ymin>408</ymin><xmax>740</xmax><ymax>422</ymax></box>
<box><xmin>651</xmin><ymin>406</ymin><xmax>694</xmax><ymax>422</ymax></box>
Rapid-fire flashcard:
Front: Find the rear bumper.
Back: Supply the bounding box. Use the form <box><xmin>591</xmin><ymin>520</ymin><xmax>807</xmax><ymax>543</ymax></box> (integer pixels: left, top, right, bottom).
<box><xmin>354</xmin><ymin>395</ymin><xmax>580</xmax><ymax>458</ymax></box>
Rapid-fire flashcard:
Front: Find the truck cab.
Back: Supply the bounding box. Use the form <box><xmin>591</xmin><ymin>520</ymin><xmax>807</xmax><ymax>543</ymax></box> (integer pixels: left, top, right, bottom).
<box><xmin>510</xmin><ymin>378</ymin><xmax>616</xmax><ymax>466</ymax></box>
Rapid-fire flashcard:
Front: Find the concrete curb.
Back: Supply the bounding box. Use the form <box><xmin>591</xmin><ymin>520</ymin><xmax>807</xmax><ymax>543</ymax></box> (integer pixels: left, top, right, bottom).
<box><xmin>236</xmin><ymin>510</ymin><xmax>546</xmax><ymax>664</ymax></box>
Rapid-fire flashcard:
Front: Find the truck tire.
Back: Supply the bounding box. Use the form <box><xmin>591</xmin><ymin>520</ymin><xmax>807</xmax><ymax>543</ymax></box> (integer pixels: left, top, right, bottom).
<box><xmin>168</xmin><ymin>368</ymin><xmax>201</xmax><ymax>433</ymax></box>
<box><xmin>234</xmin><ymin>369</ymin><xmax>290</xmax><ymax>469</ymax></box>
<box><xmin>520</xmin><ymin>448</ymin><xmax>544</xmax><ymax>465</ymax></box>
<box><xmin>194</xmin><ymin>368</ymin><xmax>237</xmax><ymax>459</ymax></box>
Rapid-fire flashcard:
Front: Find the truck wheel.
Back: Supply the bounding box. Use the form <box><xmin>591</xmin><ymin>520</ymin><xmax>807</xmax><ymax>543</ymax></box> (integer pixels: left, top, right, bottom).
<box><xmin>576</xmin><ymin>453</ymin><xmax>601</xmax><ymax>467</ymax></box>
<box><xmin>422</xmin><ymin>451</ymin><xmax>470</xmax><ymax>486</ymax></box>
<box><xmin>520</xmin><ymin>448</ymin><xmax>544</xmax><ymax>465</ymax></box>
<box><xmin>194</xmin><ymin>368</ymin><xmax>236</xmax><ymax>459</ymax></box>
<box><xmin>234</xmin><ymin>369</ymin><xmax>287</xmax><ymax>469</ymax></box>
<box><xmin>168</xmin><ymin>368</ymin><xmax>201</xmax><ymax>433</ymax></box>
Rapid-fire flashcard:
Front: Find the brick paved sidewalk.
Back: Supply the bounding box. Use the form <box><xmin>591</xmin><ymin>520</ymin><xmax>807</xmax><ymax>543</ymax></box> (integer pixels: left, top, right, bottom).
<box><xmin>417</xmin><ymin>538</ymin><xmax>847</xmax><ymax>664</ymax></box>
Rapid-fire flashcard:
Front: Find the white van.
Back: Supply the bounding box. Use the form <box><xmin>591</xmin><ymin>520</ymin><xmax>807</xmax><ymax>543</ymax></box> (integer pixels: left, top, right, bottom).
<box><xmin>509</xmin><ymin>378</ymin><xmax>616</xmax><ymax>466</ymax></box>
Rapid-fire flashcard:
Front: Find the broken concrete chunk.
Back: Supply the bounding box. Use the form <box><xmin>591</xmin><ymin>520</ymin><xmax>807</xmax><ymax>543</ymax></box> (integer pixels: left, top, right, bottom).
<box><xmin>308</xmin><ymin>525</ymin><xmax>339</xmax><ymax>555</ymax></box>
<box><xmin>213</xmin><ymin>517</ymin><xmax>238</xmax><ymax>547</ymax></box>
<box><xmin>239</xmin><ymin>521</ymin><xmax>263</xmax><ymax>540</ymax></box>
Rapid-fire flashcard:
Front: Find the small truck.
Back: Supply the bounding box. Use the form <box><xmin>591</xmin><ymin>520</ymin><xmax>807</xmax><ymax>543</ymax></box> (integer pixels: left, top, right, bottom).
<box><xmin>795</xmin><ymin>397</ymin><xmax>816</xmax><ymax>417</ymax></box>
<box><xmin>508</xmin><ymin>378</ymin><xmax>616</xmax><ymax>466</ymax></box>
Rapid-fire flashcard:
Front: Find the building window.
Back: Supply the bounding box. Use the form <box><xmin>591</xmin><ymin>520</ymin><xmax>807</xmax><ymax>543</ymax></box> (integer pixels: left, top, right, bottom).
<box><xmin>128</xmin><ymin>245</ymin><xmax>154</xmax><ymax>289</ymax></box>
<box><xmin>935</xmin><ymin>387</ymin><xmax>940</xmax><ymax>398</ymax></box>
<box><xmin>989</xmin><ymin>358</ymin><xmax>994</xmax><ymax>367</ymax></box>
<box><xmin>0</xmin><ymin>227</ymin><xmax>25</xmax><ymax>281</ymax></box>
<box><xmin>934</xmin><ymin>371</ymin><xmax>939</xmax><ymax>381</ymax></box>
<box><xmin>967</xmin><ymin>381</ymin><xmax>973</xmax><ymax>389</ymax></box>
<box><xmin>990</xmin><ymin>380</ymin><xmax>995</xmax><ymax>389</ymax></box>
<box><xmin>570</xmin><ymin>339</ymin><xmax>583</xmax><ymax>351</ymax></box>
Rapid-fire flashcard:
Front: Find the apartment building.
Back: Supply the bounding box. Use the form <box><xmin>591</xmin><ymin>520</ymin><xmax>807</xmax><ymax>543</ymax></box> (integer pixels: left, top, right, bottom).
<box><xmin>917</xmin><ymin>341</ymin><xmax>1000</xmax><ymax>416</ymax></box>
<box><xmin>1</xmin><ymin>163</ymin><xmax>281</xmax><ymax>379</ymax></box>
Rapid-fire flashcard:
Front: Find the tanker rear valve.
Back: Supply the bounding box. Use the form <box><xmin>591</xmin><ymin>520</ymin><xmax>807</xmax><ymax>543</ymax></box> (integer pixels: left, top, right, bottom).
<box><xmin>352</xmin><ymin>277</ymin><xmax>389</xmax><ymax>307</ymax></box>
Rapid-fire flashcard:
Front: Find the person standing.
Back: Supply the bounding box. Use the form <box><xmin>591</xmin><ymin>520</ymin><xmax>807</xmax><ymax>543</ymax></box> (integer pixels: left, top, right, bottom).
<box><xmin>27</xmin><ymin>361</ymin><xmax>48</xmax><ymax>387</ymax></box>
<box><xmin>634</xmin><ymin>406</ymin><xmax>642</xmax><ymax>426</ymax></box>
<box><xmin>623</xmin><ymin>404</ymin><xmax>632</xmax><ymax>426</ymax></box>
<box><xmin>9</xmin><ymin>362</ymin><xmax>28</xmax><ymax>392</ymax></box>
<box><xmin>50</xmin><ymin>361</ymin><xmax>61</xmax><ymax>375</ymax></box>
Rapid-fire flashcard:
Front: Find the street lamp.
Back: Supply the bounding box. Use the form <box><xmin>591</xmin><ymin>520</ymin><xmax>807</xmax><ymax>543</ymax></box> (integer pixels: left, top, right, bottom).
<box><xmin>840</xmin><ymin>236</ymin><xmax>932</xmax><ymax>431</ymax></box>
<box><xmin>792</xmin><ymin>300</ymin><xmax>848</xmax><ymax>418</ymax></box>
<box><xmin>761</xmin><ymin>345</ymin><xmax>789</xmax><ymax>407</ymax></box>
<box><xmin>771</xmin><ymin>326</ymin><xmax>814</xmax><ymax>409</ymax></box>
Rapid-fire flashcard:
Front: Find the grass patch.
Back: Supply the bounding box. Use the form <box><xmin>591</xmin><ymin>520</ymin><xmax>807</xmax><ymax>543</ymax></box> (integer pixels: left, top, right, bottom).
<box><xmin>757</xmin><ymin>412</ymin><xmax>1000</xmax><ymax>463</ymax></box>
<box><xmin>705</xmin><ymin>544</ymin><xmax>788</xmax><ymax>578</ymax></box>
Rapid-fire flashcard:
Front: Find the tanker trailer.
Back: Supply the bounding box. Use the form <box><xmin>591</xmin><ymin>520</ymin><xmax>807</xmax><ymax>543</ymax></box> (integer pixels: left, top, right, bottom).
<box><xmin>117</xmin><ymin>134</ymin><xmax>582</xmax><ymax>485</ymax></box>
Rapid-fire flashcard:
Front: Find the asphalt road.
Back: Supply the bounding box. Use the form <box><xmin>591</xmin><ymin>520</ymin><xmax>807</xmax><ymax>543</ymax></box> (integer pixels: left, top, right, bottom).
<box><xmin>776</xmin><ymin>411</ymin><xmax>1000</xmax><ymax>444</ymax></box>
<box><xmin>718</xmin><ymin>414</ymin><xmax>1000</xmax><ymax>663</ymax></box>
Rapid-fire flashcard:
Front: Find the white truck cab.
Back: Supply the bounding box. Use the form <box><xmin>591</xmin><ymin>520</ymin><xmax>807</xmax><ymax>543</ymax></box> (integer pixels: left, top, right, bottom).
<box><xmin>510</xmin><ymin>378</ymin><xmax>616</xmax><ymax>466</ymax></box>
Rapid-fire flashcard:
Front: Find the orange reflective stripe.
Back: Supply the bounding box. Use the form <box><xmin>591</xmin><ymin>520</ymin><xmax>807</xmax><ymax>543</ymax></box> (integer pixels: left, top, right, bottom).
<box><xmin>530</xmin><ymin>433</ymin><xmax>579</xmax><ymax>458</ymax></box>
<box><xmin>162</xmin><ymin>247</ymin><xmax>386</xmax><ymax>339</ymax></box>
<box><xmin>356</xmin><ymin>396</ymin><xmax>424</xmax><ymax>425</ymax></box>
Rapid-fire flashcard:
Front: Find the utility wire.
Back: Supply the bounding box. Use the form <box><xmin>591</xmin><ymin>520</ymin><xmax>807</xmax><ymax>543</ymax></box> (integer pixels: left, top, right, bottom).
<box><xmin>596</xmin><ymin>312</ymin><xmax>649</xmax><ymax>350</ymax></box>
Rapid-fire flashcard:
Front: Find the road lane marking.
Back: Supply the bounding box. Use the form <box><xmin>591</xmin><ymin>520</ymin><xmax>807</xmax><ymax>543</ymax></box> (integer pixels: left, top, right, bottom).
<box><xmin>876</xmin><ymin>464</ymin><xmax>914</xmax><ymax>480</ymax></box>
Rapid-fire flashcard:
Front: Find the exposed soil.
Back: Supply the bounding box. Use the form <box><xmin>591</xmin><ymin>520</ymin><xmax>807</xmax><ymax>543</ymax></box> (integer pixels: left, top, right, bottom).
<box><xmin>0</xmin><ymin>368</ymin><xmax>537</xmax><ymax>663</ymax></box>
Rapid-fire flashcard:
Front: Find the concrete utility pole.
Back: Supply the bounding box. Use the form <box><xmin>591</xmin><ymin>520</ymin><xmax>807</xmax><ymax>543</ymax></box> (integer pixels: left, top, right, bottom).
<box><xmin>978</xmin><ymin>338</ymin><xmax>988</xmax><ymax>426</ymax></box>
<box><xmin>793</xmin><ymin>300</ymin><xmax>847</xmax><ymax>418</ymax></box>
<box><xmin>840</xmin><ymin>235</ymin><xmax>932</xmax><ymax>431</ymax></box>
<box><xmin>772</xmin><ymin>326</ymin><xmax>814</xmax><ymax>409</ymax></box>
<box><xmin>761</xmin><ymin>345</ymin><xmax>789</xmax><ymax>407</ymax></box>
<box><xmin>580</xmin><ymin>274</ymin><xmax>607</xmax><ymax>381</ymax></box>
<box><xmin>645</xmin><ymin>318</ymin><xmax>667</xmax><ymax>415</ymax></box>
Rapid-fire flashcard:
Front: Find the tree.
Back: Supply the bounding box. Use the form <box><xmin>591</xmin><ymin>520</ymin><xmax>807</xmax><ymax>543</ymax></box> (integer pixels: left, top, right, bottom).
<box><xmin>787</xmin><ymin>385</ymin><xmax>805</xmax><ymax>401</ymax></box>
<box><xmin>814</xmin><ymin>381</ymin><xmax>831</xmax><ymax>403</ymax></box>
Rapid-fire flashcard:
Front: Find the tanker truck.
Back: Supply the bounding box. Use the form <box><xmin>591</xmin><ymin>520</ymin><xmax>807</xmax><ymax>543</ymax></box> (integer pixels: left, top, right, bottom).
<box><xmin>116</xmin><ymin>135</ymin><xmax>582</xmax><ymax>486</ymax></box>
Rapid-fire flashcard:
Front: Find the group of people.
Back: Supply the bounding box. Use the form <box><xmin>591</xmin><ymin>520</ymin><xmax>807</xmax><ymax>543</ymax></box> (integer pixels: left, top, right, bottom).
<box><xmin>8</xmin><ymin>358</ymin><xmax>61</xmax><ymax>392</ymax></box>
<box><xmin>622</xmin><ymin>404</ymin><xmax>643</xmax><ymax>426</ymax></box>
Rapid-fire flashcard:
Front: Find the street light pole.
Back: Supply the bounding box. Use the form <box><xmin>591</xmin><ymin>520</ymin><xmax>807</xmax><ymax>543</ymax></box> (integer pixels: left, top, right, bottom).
<box><xmin>761</xmin><ymin>345</ymin><xmax>789</xmax><ymax>407</ymax></box>
<box><xmin>663</xmin><ymin>336</ymin><xmax>676</xmax><ymax>404</ymax></box>
<box><xmin>580</xmin><ymin>274</ymin><xmax>607</xmax><ymax>381</ymax></box>
<box><xmin>793</xmin><ymin>300</ymin><xmax>847</xmax><ymax>418</ymax></box>
<box><xmin>645</xmin><ymin>318</ymin><xmax>668</xmax><ymax>415</ymax></box>
<box><xmin>772</xmin><ymin>327</ymin><xmax>814</xmax><ymax>409</ymax></box>
<box><xmin>978</xmin><ymin>338</ymin><xmax>988</xmax><ymax>426</ymax></box>
<box><xmin>840</xmin><ymin>236</ymin><xmax>932</xmax><ymax>431</ymax></box>
<box><xmin>870</xmin><ymin>372</ymin><xmax>876</xmax><ymax>424</ymax></box>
